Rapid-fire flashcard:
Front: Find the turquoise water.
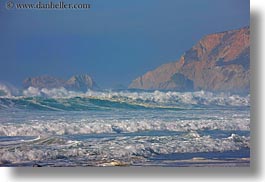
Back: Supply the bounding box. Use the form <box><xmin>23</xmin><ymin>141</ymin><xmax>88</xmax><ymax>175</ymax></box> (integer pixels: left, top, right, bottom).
<box><xmin>0</xmin><ymin>90</ymin><xmax>250</xmax><ymax>166</ymax></box>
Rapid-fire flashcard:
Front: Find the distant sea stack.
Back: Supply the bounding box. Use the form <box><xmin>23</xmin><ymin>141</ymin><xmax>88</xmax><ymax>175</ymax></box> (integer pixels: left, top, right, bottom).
<box><xmin>23</xmin><ymin>74</ymin><xmax>98</xmax><ymax>91</ymax></box>
<box><xmin>64</xmin><ymin>75</ymin><xmax>98</xmax><ymax>92</ymax></box>
<box><xmin>129</xmin><ymin>27</ymin><xmax>250</xmax><ymax>93</ymax></box>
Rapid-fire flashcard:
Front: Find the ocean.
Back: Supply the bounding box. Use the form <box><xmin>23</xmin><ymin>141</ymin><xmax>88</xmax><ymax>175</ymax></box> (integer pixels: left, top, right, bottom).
<box><xmin>0</xmin><ymin>88</ymin><xmax>250</xmax><ymax>167</ymax></box>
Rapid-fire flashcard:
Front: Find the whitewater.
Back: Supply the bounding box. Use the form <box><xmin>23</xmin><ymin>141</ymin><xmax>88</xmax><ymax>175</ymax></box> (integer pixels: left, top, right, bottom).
<box><xmin>0</xmin><ymin>87</ymin><xmax>250</xmax><ymax>166</ymax></box>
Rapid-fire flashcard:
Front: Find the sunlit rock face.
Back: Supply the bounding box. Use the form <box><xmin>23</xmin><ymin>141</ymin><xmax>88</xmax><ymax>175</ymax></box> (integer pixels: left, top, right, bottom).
<box><xmin>129</xmin><ymin>27</ymin><xmax>250</xmax><ymax>93</ymax></box>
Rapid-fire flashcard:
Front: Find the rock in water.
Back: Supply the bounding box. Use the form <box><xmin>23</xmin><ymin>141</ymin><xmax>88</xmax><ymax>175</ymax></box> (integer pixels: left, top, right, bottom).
<box><xmin>65</xmin><ymin>74</ymin><xmax>99</xmax><ymax>92</ymax></box>
<box><xmin>23</xmin><ymin>74</ymin><xmax>98</xmax><ymax>92</ymax></box>
<box><xmin>129</xmin><ymin>27</ymin><xmax>250</xmax><ymax>94</ymax></box>
<box><xmin>23</xmin><ymin>75</ymin><xmax>65</xmax><ymax>89</ymax></box>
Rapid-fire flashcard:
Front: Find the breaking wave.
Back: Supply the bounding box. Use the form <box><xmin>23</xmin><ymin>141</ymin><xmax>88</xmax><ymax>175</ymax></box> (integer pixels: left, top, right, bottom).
<box><xmin>0</xmin><ymin>87</ymin><xmax>250</xmax><ymax>166</ymax></box>
<box><xmin>0</xmin><ymin>133</ymin><xmax>249</xmax><ymax>166</ymax></box>
<box><xmin>0</xmin><ymin>87</ymin><xmax>250</xmax><ymax>111</ymax></box>
<box><xmin>0</xmin><ymin>83</ymin><xmax>19</xmax><ymax>97</ymax></box>
<box><xmin>0</xmin><ymin>116</ymin><xmax>250</xmax><ymax>137</ymax></box>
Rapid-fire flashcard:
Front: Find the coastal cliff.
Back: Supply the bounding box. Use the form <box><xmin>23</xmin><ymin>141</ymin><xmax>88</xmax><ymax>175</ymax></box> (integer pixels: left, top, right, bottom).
<box><xmin>129</xmin><ymin>27</ymin><xmax>250</xmax><ymax>93</ymax></box>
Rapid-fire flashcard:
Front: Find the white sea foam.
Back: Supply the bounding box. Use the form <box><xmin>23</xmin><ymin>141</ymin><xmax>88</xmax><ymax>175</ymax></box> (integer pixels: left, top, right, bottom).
<box><xmin>0</xmin><ymin>116</ymin><xmax>250</xmax><ymax>137</ymax></box>
<box><xmin>0</xmin><ymin>133</ymin><xmax>249</xmax><ymax>165</ymax></box>
<box><xmin>0</xmin><ymin>88</ymin><xmax>250</xmax><ymax>166</ymax></box>
<box><xmin>22</xmin><ymin>87</ymin><xmax>83</xmax><ymax>98</ymax></box>
<box><xmin>0</xmin><ymin>83</ymin><xmax>19</xmax><ymax>97</ymax></box>
<box><xmin>19</xmin><ymin>87</ymin><xmax>250</xmax><ymax>107</ymax></box>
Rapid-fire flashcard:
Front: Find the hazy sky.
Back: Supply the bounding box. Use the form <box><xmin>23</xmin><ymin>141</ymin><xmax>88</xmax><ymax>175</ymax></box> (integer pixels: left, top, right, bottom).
<box><xmin>0</xmin><ymin>0</ymin><xmax>249</xmax><ymax>88</ymax></box>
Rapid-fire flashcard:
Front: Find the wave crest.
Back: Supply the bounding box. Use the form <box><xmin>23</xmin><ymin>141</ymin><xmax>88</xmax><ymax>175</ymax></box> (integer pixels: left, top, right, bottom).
<box><xmin>0</xmin><ymin>87</ymin><xmax>250</xmax><ymax>111</ymax></box>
